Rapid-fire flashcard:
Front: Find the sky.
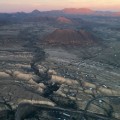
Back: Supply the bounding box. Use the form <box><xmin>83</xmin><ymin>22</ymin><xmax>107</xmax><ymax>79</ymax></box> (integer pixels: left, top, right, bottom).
<box><xmin>0</xmin><ymin>0</ymin><xmax>120</xmax><ymax>13</ymax></box>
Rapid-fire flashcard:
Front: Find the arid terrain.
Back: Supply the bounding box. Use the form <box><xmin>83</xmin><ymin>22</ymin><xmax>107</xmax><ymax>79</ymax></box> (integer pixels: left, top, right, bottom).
<box><xmin>0</xmin><ymin>9</ymin><xmax>120</xmax><ymax>120</ymax></box>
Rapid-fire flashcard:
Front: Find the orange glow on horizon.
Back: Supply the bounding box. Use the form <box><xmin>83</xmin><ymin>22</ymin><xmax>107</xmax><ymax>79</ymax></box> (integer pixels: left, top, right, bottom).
<box><xmin>0</xmin><ymin>0</ymin><xmax>120</xmax><ymax>12</ymax></box>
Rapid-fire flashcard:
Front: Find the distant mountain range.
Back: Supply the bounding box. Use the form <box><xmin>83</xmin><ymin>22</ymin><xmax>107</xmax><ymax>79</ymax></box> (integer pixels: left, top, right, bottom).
<box><xmin>0</xmin><ymin>8</ymin><xmax>120</xmax><ymax>26</ymax></box>
<box><xmin>30</xmin><ymin>8</ymin><xmax>120</xmax><ymax>16</ymax></box>
<box><xmin>62</xmin><ymin>8</ymin><xmax>120</xmax><ymax>16</ymax></box>
<box><xmin>0</xmin><ymin>8</ymin><xmax>120</xmax><ymax>16</ymax></box>
<box><xmin>63</xmin><ymin>8</ymin><xmax>94</xmax><ymax>15</ymax></box>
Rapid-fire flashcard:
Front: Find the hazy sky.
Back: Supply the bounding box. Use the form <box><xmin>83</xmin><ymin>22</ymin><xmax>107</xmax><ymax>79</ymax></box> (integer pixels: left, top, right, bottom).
<box><xmin>0</xmin><ymin>0</ymin><xmax>120</xmax><ymax>12</ymax></box>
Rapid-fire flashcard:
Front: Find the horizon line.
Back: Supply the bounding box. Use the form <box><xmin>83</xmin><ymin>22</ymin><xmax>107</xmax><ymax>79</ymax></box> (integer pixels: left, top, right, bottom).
<box><xmin>0</xmin><ymin>8</ymin><xmax>120</xmax><ymax>14</ymax></box>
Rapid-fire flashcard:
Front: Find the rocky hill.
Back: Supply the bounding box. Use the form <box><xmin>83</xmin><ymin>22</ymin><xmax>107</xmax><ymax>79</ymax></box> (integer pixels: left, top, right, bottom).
<box><xmin>43</xmin><ymin>29</ymin><xmax>98</xmax><ymax>46</ymax></box>
<box><xmin>56</xmin><ymin>16</ymin><xmax>72</xmax><ymax>24</ymax></box>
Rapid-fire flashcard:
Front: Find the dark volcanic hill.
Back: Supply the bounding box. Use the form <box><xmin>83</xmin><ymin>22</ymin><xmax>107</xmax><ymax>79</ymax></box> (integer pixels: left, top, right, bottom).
<box><xmin>31</xmin><ymin>9</ymin><xmax>41</xmax><ymax>14</ymax></box>
<box><xmin>43</xmin><ymin>29</ymin><xmax>98</xmax><ymax>46</ymax></box>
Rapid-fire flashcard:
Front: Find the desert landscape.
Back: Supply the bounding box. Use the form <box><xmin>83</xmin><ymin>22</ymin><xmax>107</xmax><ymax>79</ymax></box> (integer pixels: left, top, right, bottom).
<box><xmin>0</xmin><ymin>8</ymin><xmax>120</xmax><ymax>120</ymax></box>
